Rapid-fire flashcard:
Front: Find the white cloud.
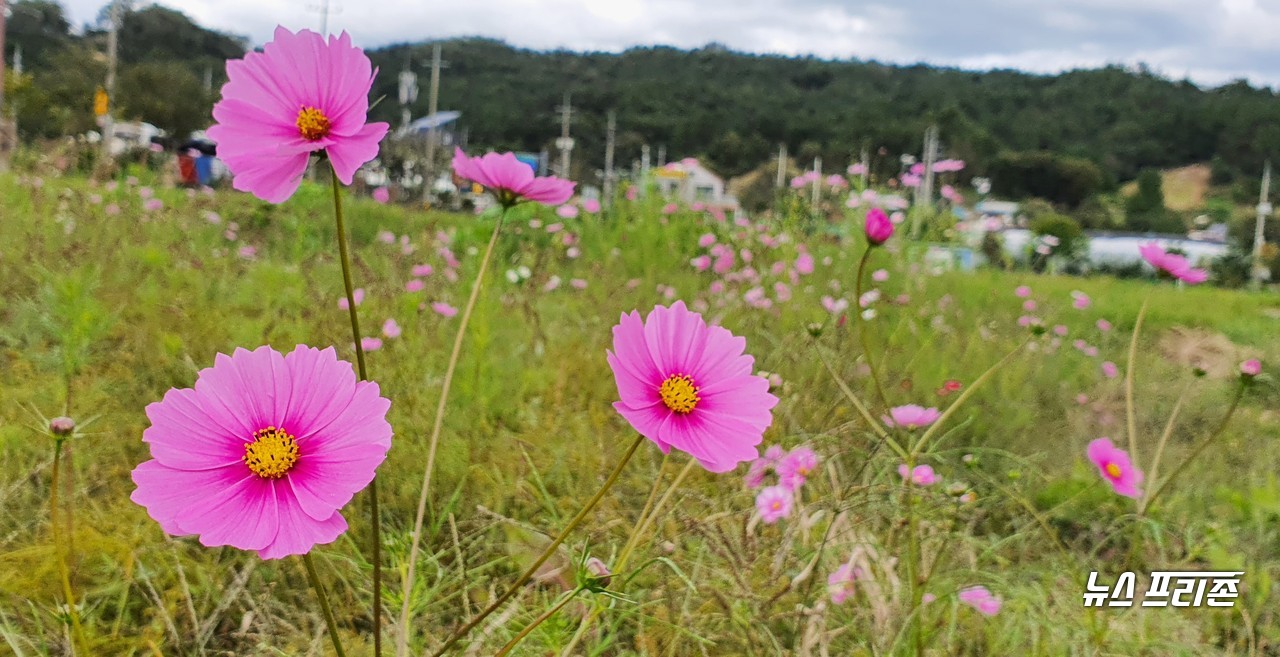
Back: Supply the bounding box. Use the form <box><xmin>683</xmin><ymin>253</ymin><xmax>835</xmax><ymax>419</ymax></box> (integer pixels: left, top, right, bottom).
<box><xmin>56</xmin><ymin>0</ymin><xmax>1280</xmax><ymax>86</ymax></box>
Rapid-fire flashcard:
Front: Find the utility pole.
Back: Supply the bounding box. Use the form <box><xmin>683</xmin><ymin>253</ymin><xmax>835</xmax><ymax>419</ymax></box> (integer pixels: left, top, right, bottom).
<box><xmin>1253</xmin><ymin>161</ymin><xmax>1273</xmax><ymax>286</ymax></box>
<box><xmin>640</xmin><ymin>143</ymin><xmax>651</xmax><ymax>194</ymax></box>
<box><xmin>912</xmin><ymin>125</ymin><xmax>939</xmax><ymax>238</ymax></box>
<box><xmin>100</xmin><ymin>0</ymin><xmax>121</xmax><ymax>164</ymax></box>
<box><xmin>421</xmin><ymin>43</ymin><xmax>444</xmax><ymax>201</ymax></box>
<box><xmin>859</xmin><ymin>146</ymin><xmax>870</xmax><ymax>186</ymax></box>
<box><xmin>553</xmin><ymin>92</ymin><xmax>574</xmax><ymax>179</ymax></box>
<box><xmin>656</xmin><ymin>145</ymin><xmax>666</xmax><ymax>167</ymax></box>
<box><xmin>603</xmin><ymin>111</ymin><xmax>616</xmax><ymax>205</ymax></box>
<box><xmin>810</xmin><ymin>157</ymin><xmax>822</xmax><ymax>206</ymax></box>
<box><xmin>775</xmin><ymin>143</ymin><xmax>787</xmax><ymax>189</ymax></box>
<box><xmin>397</xmin><ymin>55</ymin><xmax>417</xmax><ymax>132</ymax></box>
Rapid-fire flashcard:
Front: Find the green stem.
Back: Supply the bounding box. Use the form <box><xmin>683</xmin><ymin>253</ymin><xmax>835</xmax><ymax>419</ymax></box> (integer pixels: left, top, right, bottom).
<box><xmin>1125</xmin><ymin>297</ymin><xmax>1150</xmax><ymax>464</ymax></box>
<box><xmin>50</xmin><ymin>440</ymin><xmax>88</xmax><ymax>655</ymax></box>
<box><xmin>910</xmin><ymin>337</ymin><xmax>1029</xmax><ymax>456</ymax></box>
<box><xmin>495</xmin><ymin>588</ymin><xmax>585</xmax><ymax>657</ymax></box>
<box><xmin>1142</xmin><ymin>382</ymin><xmax>1246</xmax><ymax>514</ymax></box>
<box><xmin>903</xmin><ymin>454</ymin><xmax>923</xmax><ymax>657</ymax></box>
<box><xmin>328</xmin><ymin>163</ymin><xmax>381</xmax><ymax>656</ymax></box>
<box><xmin>303</xmin><ymin>553</ymin><xmax>348</xmax><ymax>657</ymax></box>
<box><xmin>852</xmin><ymin>248</ymin><xmax>891</xmax><ymax>412</ymax></box>
<box><xmin>399</xmin><ymin>209</ymin><xmax>508</xmax><ymax>656</ymax></box>
<box><xmin>1143</xmin><ymin>380</ymin><xmax>1194</xmax><ymax>499</ymax></box>
<box><xmin>814</xmin><ymin>343</ymin><xmax>900</xmax><ymax>456</ymax></box>
<box><xmin>431</xmin><ymin>433</ymin><xmax>645</xmax><ymax>656</ymax></box>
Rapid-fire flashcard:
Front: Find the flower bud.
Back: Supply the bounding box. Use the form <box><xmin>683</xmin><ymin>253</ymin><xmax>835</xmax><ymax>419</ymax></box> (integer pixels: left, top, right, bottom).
<box><xmin>1241</xmin><ymin>359</ymin><xmax>1262</xmax><ymax>378</ymax></box>
<box><xmin>584</xmin><ymin>557</ymin><xmax>612</xmax><ymax>589</ymax></box>
<box><xmin>50</xmin><ymin>417</ymin><xmax>75</xmax><ymax>437</ymax></box>
<box><xmin>864</xmin><ymin>209</ymin><xmax>894</xmax><ymax>246</ymax></box>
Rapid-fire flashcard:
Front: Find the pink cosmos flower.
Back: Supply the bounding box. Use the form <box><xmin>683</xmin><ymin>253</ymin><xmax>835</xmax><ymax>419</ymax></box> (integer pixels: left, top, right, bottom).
<box><xmin>144</xmin><ymin>198</ymin><xmax>164</xmax><ymax>212</ymax></box>
<box><xmin>625</xmin><ymin>187</ymin><xmax>638</xmax><ymax>201</ymax></box>
<box><xmin>338</xmin><ymin>288</ymin><xmax>364</xmax><ymax>309</ymax></box>
<box><xmin>865</xmin><ymin>209</ymin><xmax>893</xmax><ymax>245</ymax></box>
<box><xmin>1072</xmin><ymin>291</ymin><xmax>1091</xmax><ymax>309</ymax></box>
<box><xmin>1023</xmin><ymin>300</ymin><xmax>1037</xmax><ymax>312</ymax></box>
<box><xmin>382</xmin><ymin>318</ymin><xmax>401</xmax><ymax>339</ymax></box>
<box><xmin>796</xmin><ymin>252</ymin><xmax>815</xmax><ymax>275</ymax></box>
<box><xmin>1087</xmin><ymin>437</ymin><xmax>1143</xmax><ymax>498</ymax></box>
<box><xmin>356</xmin><ymin>337</ymin><xmax>382</xmax><ymax>352</ymax></box>
<box><xmin>691</xmin><ymin>255</ymin><xmax>712</xmax><ymax>272</ymax></box>
<box><xmin>777</xmin><ymin>447</ymin><xmax>818</xmax><ymax>490</ymax></box>
<box><xmin>698</xmin><ymin>233</ymin><xmax>717</xmax><ymax>248</ymax></box>
<box><xmin>872</xmin><ymin>269</ymin><xmax>889</xmax><ymax>282</ymax></box>
<box><xmin>608</xmin><ymin>302</ymin><xmax>778</xmax><ymax>472</ymax></box>
<box><xmin>432</xmin><ymin>302</ymin><xmax>458</xmax><ymax>318</ymax></box>
<box><xmin>1101</xmin><ymin>361</ymin><xmax>1119</xmax><ymax>379</ymax></box>
<box><xmin>821</xmin><ymin>296</ymin><xmax>849</xmax><ymax>314</ymax></box>
<box><xmin>372</xmin><ymin>187</ymin><xmax>390</xmax><ymax>204</ymax></box>
<box><xmin>207</xmin><ymin>28</ymin><xmax>389</xmax><ymax>203</ymax></box>
<box><xmin>556</xmin><ymin>204</ymin><xmax>580</xmax><ymax>219</ymax></box>
<box><xmin>405</xmin><ymin>279</ymin><xmax>425</xmax><ymax>293</ymax></box>
<box><xmin>1241</xmin><ymin>359</ymin><xmax>1262</xmax><ymax>377</ymax></box>
<box><xmin>827</xmin><ymin>563</ymin><xmax>863</xmax><ymax>604</ymax></box>
<box><xmin>451</xmin><ymin>148</ymin><xmax>575</xmax><ymax>207</ymax></box>
<box><xmin>1139</xmin><ymin>243</ymin><xmax>1208</xmax><ymax>284</ymax></box>
<box><xmin>883</xmin><ymin>405</ymin><xmax>940</xmax><ymax>430</ymax></box>
<box><xmin>897</xmin><ymin>464</ymin><xmax>940</xmax><ymax>486</ymax></box>
<box><xmin>1097</xmin><ymin>319</ymin><xmax>1112</xmax><ymax>332</ymax></box>
<box><xmin>570</xmin><ymin>278</ymin><xmax>588</xmax><ymax>290</ymax></box>
<box><xmin>756</xmin><ymin>486</ymin><xmax>793</xmax><ymax>524</ymax></box>
<box><xmin>130</xmin><ymin>346</ymin><xmax>392</xmax><ymax>559</ymax></box>
<box><xmin>1054</xmin><ymin>325</ymin><xmax>1069</xmax><ymax>337</ymax></box>
<box><xmin>959</xmin><ymin>586</ymin><xmax>1002</xmax><ymax>616</ymax></box>
<box><xmin>582</xmin><ymin>198</ymin><xmax>601</xmax><ymax>213</ymax></box>
<box><xmin>411</xmin><ymin>264</ymin><xmax>433</xmax><ymax>277</ymax></box>
<box><xmin>1015</xmin><ymin>286</ymin><xmax>1031</xmax><ymax>298</ymax></box>
<box><xmin>662</xmin><ymin>203</ymin><xmax>679</xmax><ymax>215</ymax></box>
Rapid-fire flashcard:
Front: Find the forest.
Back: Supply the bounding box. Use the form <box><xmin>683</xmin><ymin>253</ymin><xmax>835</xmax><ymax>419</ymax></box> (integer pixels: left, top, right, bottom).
<box><xmin>5</xmin><ymin>0</ymin><xmax>1280</xmax><ymax>192</ymax></box>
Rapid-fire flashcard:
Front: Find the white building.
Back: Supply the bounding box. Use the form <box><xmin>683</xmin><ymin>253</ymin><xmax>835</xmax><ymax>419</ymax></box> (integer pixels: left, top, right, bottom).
<box><xmin>654</xmin><ymin>158</ymin><xmax>738</xmax><ymax>209</ymax></box>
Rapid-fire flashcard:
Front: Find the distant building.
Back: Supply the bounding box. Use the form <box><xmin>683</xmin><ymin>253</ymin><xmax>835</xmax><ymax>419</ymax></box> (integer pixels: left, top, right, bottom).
<box><xmin>975</xmin><ymin>200</ymin><xmax>1021</xmax><ymax>226</ymax></box>
<box><xmin>654</xmin><ymin>158</ymin><xmax>738</xmax><ymax>209</ymax></box>
<box><xmin>999</xmin><ymin>229</ymin><xmax>1229</xmax><ymax>267</ymax></box>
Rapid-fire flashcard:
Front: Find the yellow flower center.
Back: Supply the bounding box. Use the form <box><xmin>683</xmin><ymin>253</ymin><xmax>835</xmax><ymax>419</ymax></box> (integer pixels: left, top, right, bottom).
<box><xmin>243</xmin><ymin>427</ymin><xmax>300</xmax><ymax>479</ymax></box>
<box><xmin>659</xmin><ymin>374</ymin><xmax>700</xmax><ymax>414</ymax></box>
<box><xmin>771</xmin><ymin>501</ymin><xmax>783</xmax><ymax>511</ymax></box>
<box><xmin>1104</xmin><ymin>463</ymin><xmax>1122</xmax><ymax>479</ymax></box>
<box><xmin>296</xmin><ymin>106</ymin><xmax>331</xmax><ymax>141</ymax></box>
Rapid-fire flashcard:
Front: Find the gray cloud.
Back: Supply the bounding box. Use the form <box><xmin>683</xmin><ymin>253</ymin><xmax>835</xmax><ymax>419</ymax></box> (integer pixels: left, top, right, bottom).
<box><xmin>58</xmin><ymin>0</ymin><xmax>1280</xmax><ymax>86</ymax></box>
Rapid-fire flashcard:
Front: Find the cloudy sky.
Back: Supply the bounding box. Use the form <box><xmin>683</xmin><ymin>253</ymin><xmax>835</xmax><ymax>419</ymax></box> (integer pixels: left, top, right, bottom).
<box><xmin>59</xmin><ymin>0</ymin><xmax>1280</xmax><ymax>87</ymax></box>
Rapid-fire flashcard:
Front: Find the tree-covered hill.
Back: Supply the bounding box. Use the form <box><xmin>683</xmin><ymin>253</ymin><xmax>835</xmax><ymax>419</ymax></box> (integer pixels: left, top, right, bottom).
<box><xmin>366</xmin><ymin>39</ymin><xmax>1280</xmax><ymax>186</ymax></box>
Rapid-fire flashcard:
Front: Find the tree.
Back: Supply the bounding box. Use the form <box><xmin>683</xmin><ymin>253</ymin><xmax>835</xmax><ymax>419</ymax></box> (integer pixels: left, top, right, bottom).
<box><xmin>1124</xmin><ymin>169</ymin><xmax>1182</xmax><ymax>233</ymax></box>
<box><xmin>118</xmin><ymin>62</ymin><xmax>211</xmax><ymax>139</ymax></box>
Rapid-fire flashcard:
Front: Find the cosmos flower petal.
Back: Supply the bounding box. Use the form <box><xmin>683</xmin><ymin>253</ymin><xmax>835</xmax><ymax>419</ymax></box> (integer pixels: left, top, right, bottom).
<box><xmin>258</xmin><ymin>486</ymin><xmax>348</xmax><ymax>560</ymax></box>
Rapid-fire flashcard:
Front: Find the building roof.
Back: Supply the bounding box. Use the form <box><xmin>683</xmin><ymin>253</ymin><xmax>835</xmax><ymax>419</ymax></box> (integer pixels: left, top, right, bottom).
<box><xmin>407</xmin><ymin>111</ymin><xmax>462</xmax><ymax>133</ymax></box>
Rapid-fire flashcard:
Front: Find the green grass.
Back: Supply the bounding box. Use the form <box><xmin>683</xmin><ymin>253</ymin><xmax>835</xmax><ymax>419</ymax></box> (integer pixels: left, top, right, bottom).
<box><xmin>2</xmin><ymin>169</ymin><xmax>1279</xmax><ymax>656</ymax></box>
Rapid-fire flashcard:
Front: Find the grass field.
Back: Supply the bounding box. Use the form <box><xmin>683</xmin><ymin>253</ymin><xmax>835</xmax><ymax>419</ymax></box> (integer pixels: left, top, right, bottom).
<box><xmin>2</xmin><ymin>170</ymin><xmax>1280</xmax><ymax>656</ymax></box>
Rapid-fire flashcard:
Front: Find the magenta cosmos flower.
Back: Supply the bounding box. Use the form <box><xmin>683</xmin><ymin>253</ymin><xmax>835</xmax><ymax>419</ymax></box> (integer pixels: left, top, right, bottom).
<box><xmin>1138</xmin><ymin>243</ymin><xmax>1208</xmax><ymax>284</ymax></box>
<box><xmin>1086</xmin><ymin>437</ymin><xmax>1142</xmax><ymax>499</ymax></box>
<box><xmin>883</xmin><ymin>404</ymin><xmax>940</xmax><ymax>430</ymax></box>
<box><xmin>898</xmin><ymin>463</ymin><xmax>940</xmax><ymax>486</ymax></box>
<box><xmin>131</xmin><ymin>346</ymin><xmax>392</xmax><ymax>559</ymax></box>
<box><xmin>207</xmin><ymin>28</ymin><xmax>389</xmax><ymax>203</ymax></box>
<box><xmin>452</xmin><ymin>148</ymin><xmax>574</xmax><ymax>208</ymax></box>
<box><xmin>777</xmin><ymin>446</ymin><xmax>818</xmax><ymax>490</ymax></box>
<box><xmin>1241</xmin><ymin>359</ymin><xmax>1262</xmax><ymax>377</ymax></box>
<box><xmin>608</xmin><ymin>301</ymin><xmax>778</xmax><ymax>472</ymax></box>
<box><xmin>828</xmin><ymin>562</ymin><xmax>863</xmax><ymax>604</ymax></box>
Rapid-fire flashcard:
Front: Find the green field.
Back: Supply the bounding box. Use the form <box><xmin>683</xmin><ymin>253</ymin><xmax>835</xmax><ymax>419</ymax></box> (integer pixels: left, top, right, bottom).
<box><xmin>2</xmin><ymin>170</ymin><xmax>1279</xmax><ymax>656</ymax></box>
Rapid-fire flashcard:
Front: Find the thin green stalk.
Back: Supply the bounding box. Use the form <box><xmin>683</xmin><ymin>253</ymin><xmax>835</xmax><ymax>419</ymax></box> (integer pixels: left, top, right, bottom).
<box><xmin>431</xmin><ymin>433</ymin><xmax>645</xmax><ymax>656</ymax></box>
<box><xmin>1143</xmin><ymin>380</ymin><xmax>1194</xmax><ymax>497</ymax></box>
<box><xmin>50</xmin><ymin>440</ymin><xmax>88</xmax><ymax>655</ymax></box>
<box><xmin>1125</xmin><ymin>297</ymin><xmax>1150</xmax><ymax>464</ymax></box>
<box><xmin>903</xmin><ymin>454</ymin><xmax>923</xmax><ymax>657</ymax></box>
<box><xmin>559</xmin><ymin>456</ymin><xmax>698</xmax><ymax>657</ymax></box>
<box><xmin>910</xmin><ymin>337</ymin><xmax>1029</xmax><ymax>456</ymax></box>
<box><xmin>328</xmin><ymin>164</ymin><xmax>381</xmax><ymax>656</ymax></box>
<box><xmin>815</xmin><ymin>344</ymin><xmax>898</xmax><ymax>454</ymax></box>
<box><xmin>399</xmin><ymin>209</ymin><xmax>508</xmax><ymax>656</ymax></box>
<box><xmin>303</xmin><ymin>553</ymin><xmax>348</xmax><ymax>657</ymax></box>
<box><xmin>852</xmin><ymin>248</ymin><xmax>892</xmax><ymax>412</ymax></box>
<box><xmin>1142</xmin><ymin>382</ymin><xmax>1246</xmax><ymax>513</ymax></box>
<box><xmin>495</xmin><ymin>588</ymin><xmax>585</xmax><ymax>657</ymax></box>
